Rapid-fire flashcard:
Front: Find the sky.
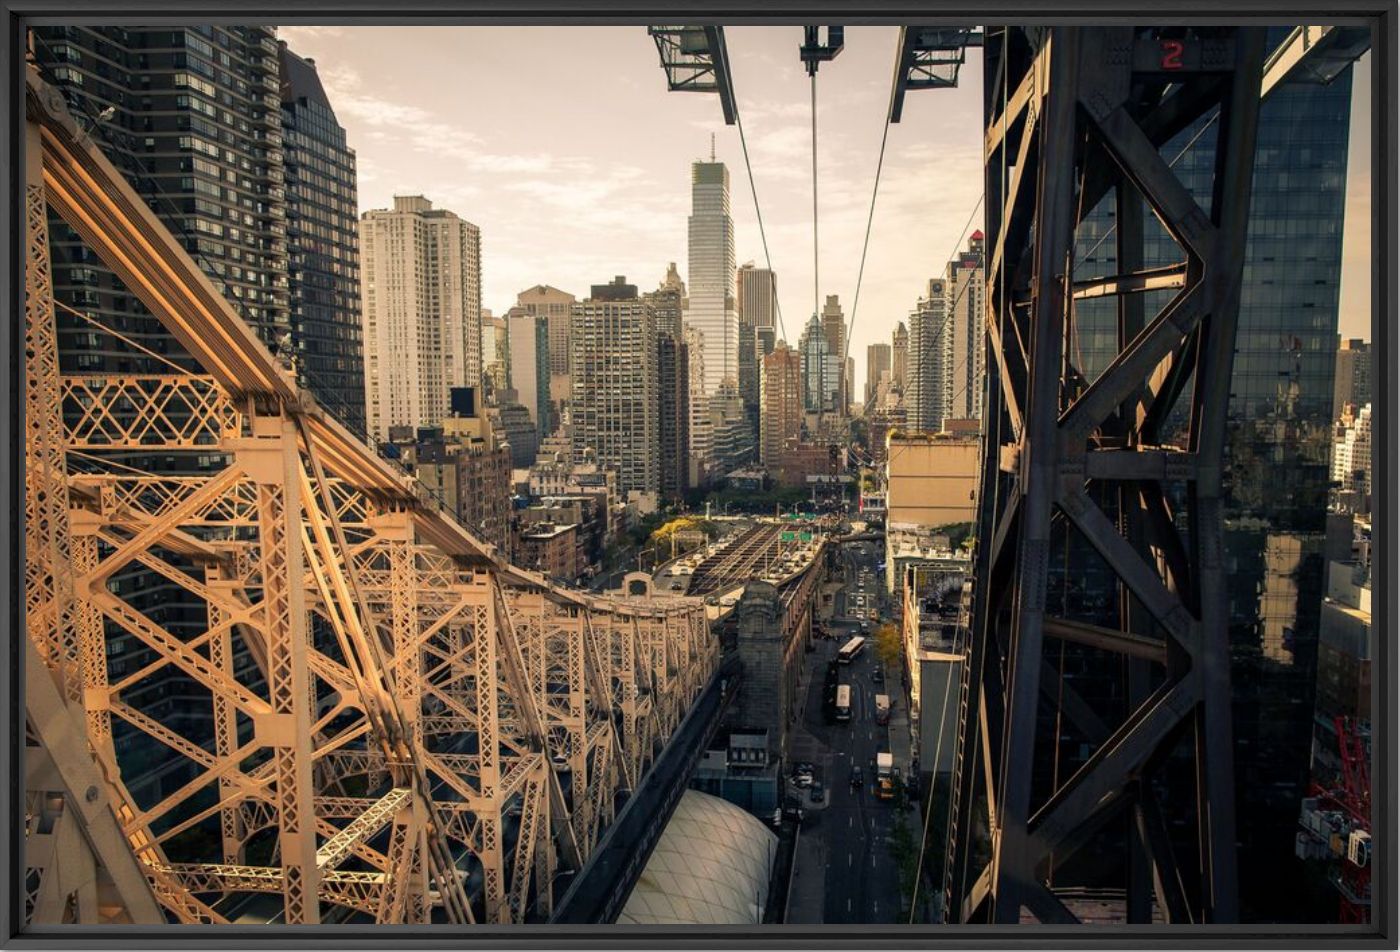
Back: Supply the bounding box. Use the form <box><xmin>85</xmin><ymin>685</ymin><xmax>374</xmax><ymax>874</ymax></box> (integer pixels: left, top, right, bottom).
<box><xmin>278</xmin><ymin>25</ymin><xmax>1372</xmax><ymax>396</ymax></box>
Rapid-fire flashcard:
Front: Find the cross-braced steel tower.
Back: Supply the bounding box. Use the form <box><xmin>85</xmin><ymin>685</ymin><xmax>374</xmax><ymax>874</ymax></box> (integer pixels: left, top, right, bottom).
<box><xmin>943</xmin><ymin>25</ymin><xmax>1268</xmax><ymax>925</ymax></box>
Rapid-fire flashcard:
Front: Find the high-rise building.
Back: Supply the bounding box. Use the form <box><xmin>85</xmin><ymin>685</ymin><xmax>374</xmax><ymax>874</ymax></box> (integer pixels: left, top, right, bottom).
<box><xmin>518</xmin><ymin>284</ymin><xmax>577</xmax><ymax>419</ymax></box>
<box><xmin>737</xmin><ymin>262</ymin><xmax>778</xmax><ymax>329</ymax></box>
<box><xmin>647</xmin><ymin>264</ymin><xmax>691</xmax><ymax>503</ymax></box>
<box><xmin>737</xmin><ymin>318</ymin><xmax>760</xmax><ymax>444</ymax></box>
<box><xmin>685</xmin><ymin>156</ymin><xmax>738</xmax><ymax>399</ymax></box>
<box><xmin>761</xmin><ymin>342</ymin><xmax>802</xmax><ymax>466</ymax></box>
<box><xmin>907</xmin><ymin>279</ymin><xmax>949</xmax><ymax>431</ymax></box>
<box><xmin>820</xmin><ymin>295</ymin><xmax>848</xmax><ymax>413</ymax></box>
<box><xmin>279</xmin><ymin>41</ymin><xmax>364</xmax><ymax>433</ymax></box>
<box><xmin>708</xmin><ymin>381</ymin><xmax>755</xmax><ymax>475</ymax></box>
<box><xmin>799</xmin><ymin>313</ymin><xmax>837</xmax><ymax>413</ymax></box>
<box><xmin>945</xmin><ymin>231</ymin><xmax>985</xmax><ymax>425</ymax></box>
<box><xmin>361</xmin><ymin>195</ymin><xmax>482</xmax><ymax>441</ymax></box>
<box><xmin>1332</xmin><ymin>403</ymin><xmax>1372</xmax><ymax>501</ymax></box>
<box><xmin>1333</xmin><ymin>337</ymin><xmax>1371</xmax><ymax>417</ymax></box>
<box><xmin>892</xmin><ymin>321</ymin><xmax>910</xmax><ymax>393</ymax></box>
<box><xmin>866</xmin><ymin>342</ymin><xmax>892</xmax><ymax>407</ymax></box>
<box><xmin>649</xmin><ymin>263</ymin><xmax>687</xmax><ymax>338</ymax></box>
<box><xmin>569</xmin><ymin>277</ymin><xmax>659</xmax><ymax>497</ymax></box>
<box><xmin>657</xmin><ymin>329</ymin><xmax>691</xmax><ymax>503</ymax></box>
<box><xmin>685</xmin><ymin>325</ymin><xmax>711</xmax><ymax>486</ymax></box>
<box><xmin>505</xmin><ymin>308</ymin><xmax>549</xmax><ymax>447</ymax></box>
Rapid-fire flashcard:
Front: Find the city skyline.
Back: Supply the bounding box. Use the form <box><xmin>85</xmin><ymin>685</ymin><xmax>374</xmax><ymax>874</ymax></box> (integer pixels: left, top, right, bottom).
<box><xmin>277</xmin><ymin>25</ymin><xmax>1373</xmax><ymax>400</ymax></box>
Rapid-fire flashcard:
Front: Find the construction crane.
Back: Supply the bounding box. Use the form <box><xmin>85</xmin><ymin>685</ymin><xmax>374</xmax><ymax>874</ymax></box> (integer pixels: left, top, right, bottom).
<box><xmin>1297</xmin><ymin>716</ymin><xmax>1372</xmax><ymax>923</ymax></box>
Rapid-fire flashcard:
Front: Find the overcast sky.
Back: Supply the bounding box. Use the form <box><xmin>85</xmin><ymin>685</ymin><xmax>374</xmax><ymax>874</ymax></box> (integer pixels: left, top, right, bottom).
<box><xmin>279</xmin><ymin>25</ymin><xmax>1372</xmax><ymax>395</ymax></box>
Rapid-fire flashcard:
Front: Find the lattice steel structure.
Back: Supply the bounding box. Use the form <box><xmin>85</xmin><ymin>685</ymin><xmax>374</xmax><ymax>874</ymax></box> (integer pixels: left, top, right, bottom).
<box><xmin>943</xmin><ymin>26</ymin><xmax>1268</xmax><ymax>925</ymax></box>
<box><xmin>22</xmin><ymin>69</ymin><xmax>716</xmax><ymax>927</ymax></box>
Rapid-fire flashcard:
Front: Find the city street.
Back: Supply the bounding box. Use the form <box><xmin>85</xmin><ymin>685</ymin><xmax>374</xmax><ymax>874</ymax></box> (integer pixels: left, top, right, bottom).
<box><xmin>786</xmin><ymin>541</ymin><xmax>912</xmax><ymax>924</ymax></box>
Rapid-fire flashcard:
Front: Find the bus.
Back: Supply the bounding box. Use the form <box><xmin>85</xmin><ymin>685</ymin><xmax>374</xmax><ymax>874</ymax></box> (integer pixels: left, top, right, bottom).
<box><xmin>837</xmin><ymin>636</ymin><xmax>866</xmax><ymax>664</ymax></box>
<box><xmin>834</xmin><ymin>684</ymin><xmax>852</xmax><ymax>722</ymax></box>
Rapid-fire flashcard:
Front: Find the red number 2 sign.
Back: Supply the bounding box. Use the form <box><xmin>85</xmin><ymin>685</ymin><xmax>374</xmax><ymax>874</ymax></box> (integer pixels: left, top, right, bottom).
<box><xmin>1160</xmin><ymin>39</ymin><xmax>1185</xmax><ymax>70</ymax></box>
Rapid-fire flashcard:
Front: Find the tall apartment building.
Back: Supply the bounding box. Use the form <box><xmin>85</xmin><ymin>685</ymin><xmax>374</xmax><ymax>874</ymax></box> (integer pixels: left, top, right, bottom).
<box><xmin>569</xmin><ymin>277</ymin><xmax>659</xmax><ymax>496</ymax></box>
<box><xmin>866</xmin><ymin>342</ymin><xmax>892</xmax><ymax>407</ymax></box>
<box><xmin>505</xmin><ymin>308</ymin><xmax>550</xmax><ymax>445</ymax></box>
<box><xmin>907</xmin><ymin>279</ymin><xmax>949</xmax><ymax>431</ymax></box>
<box><xmin>685</xmin><ymin>156</ymin><xmax>738</xmax><ymax>454</ymax></box>
<box><xmin>685</xmin><ymin>324</ymin><xmax>711</xmax><ymax>486</ymax></box>
<box><xmin>892</xmin><ymin>321</ymin><xmax>909</xmax><ymax>393</ymax></box>
<box><xmin>945</xmin><ymin>231</ymin><xmax>985</xmax><ymax>424</ymax></box>
<box><xmin>760</xmin><ymin>342</ymin><xmax>802</xmax><ymax>466</ymax></box>
<box><xmin>518</xmin><ymin>283</ymin><xmax>576</xmax><ymax>416</ymax></box>
<box><xmin>34</xmin><ymin>25</ymin><xmax>297</xmax><ymax>809</ymax></box>
<box><xmin>1333</xmin><ymin>337</ymin><xmax>1371</xmax><ymax>417</ymax></box>
<box><xmin>649</xmin><ymin>263</ymin><xmax>686</xmax><ymax>338</ymax></box>
<box><xmin>361</xmin><ymin>195</ymin><xmax>482</xmax><ymax>441</ymax></box>
<box><xmin>278</xmin><ymin>42</ymin><xmax>363</xmax><ymax>433</ymax></box>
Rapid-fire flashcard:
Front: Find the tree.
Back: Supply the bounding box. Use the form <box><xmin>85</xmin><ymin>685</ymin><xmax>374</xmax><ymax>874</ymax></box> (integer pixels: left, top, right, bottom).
<box><xmin>874</xmin><ymin>621</ymin><xmax>902</xmax><ymax>670</ymax></box>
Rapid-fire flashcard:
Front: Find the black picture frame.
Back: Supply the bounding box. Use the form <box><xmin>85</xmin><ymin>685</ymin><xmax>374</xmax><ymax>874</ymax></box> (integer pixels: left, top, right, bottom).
<box><xmin>1</xmin><ymin>2</ymin><xmax>1393</xmax><ymax>948</ymax></box>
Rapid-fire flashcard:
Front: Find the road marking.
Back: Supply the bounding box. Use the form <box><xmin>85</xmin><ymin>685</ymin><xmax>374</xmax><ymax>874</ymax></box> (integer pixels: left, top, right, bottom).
<box><xmin>848</xmin><ymin>816</ymin><xmax>853</xmax><ymax>828</ymax></box>
<box><xmin>848</xmin><ymin>853</ymin><xmax>853</xmax><ymax>867</ymax></box>
<box><xmin>848</xmin><ymin>899</ymin><xmax>853</xmax><ymax>913</ymax></box>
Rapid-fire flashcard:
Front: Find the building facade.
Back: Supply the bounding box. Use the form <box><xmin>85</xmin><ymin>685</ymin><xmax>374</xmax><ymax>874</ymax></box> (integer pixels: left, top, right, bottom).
<box><xmin>1333</xmin><ymin>337</ymin><xmax>1371</xmax><ymax>416</ymax></box>
<box><xmin>892</xmin><ymin>321</ymin><xmax>909</xmax><ymax>393</ymax></box>
<box><xmin>505</xmin><ymin>308</ymin><xmax>550</xmax><ymax>444</ymax></box>
<box><xmin>517</xmin><ymin>284</ymin><xmax>577</xmax><ymax>418</ymax></box>
<box><xmin>686</xmin><ymin>157</ymin><xmax>738</xmax><ymax>406</ymax></box>
<box><xmin>657</xmin><ymin>328</ymin><xmax>691</xmax><ymax>504</ymax></box>
<box><xmin>569</xmin><ymin>277</ymin><xmax>659</xmax><ymax>496</ymax></box>
<box><xmin>279</xmin><ymin>41</ymin><xmax>364</xmax><ymax>433</ymax></box>
<box><xmin>760</xmin><ymin>342</ymin><xmax>803</xmax><ymax>466</ymax></box>
<box><xmin>361</xmin><ymin>195</ymin><xmax>482</xmax><ymax>441</ymax></box>
<box><xmin>866</xmin><ymin>342</ymin><xmax>892</xmax><ymax>408</ymax></box>
<box><xmin>907</xmin><ymin>279</ymin><xmax>949</xmax><ymax>432</ymax></box>
<box><xmin>944</xmin><ymin>231</ymin><xmax>985</xmax><ymax>425</ymax></box>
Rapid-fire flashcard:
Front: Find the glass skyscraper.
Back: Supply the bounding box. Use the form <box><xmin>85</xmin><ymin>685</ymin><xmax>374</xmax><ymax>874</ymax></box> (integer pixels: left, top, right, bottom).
<box><xmin>685</xmin><ymin>159</ymin><xmax>738</xmax><ymax>396</ymax></box>
<box><xmin>279</xmin><ymin>41</ymin><xmax>364</xmax><ymax>434</ymax></box>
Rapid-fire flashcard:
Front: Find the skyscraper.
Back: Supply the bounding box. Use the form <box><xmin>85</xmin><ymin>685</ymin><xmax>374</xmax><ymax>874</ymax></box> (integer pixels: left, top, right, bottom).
<box><xmin>945</xmin><ymin>231</ymin><xmax>985</xmax><ymax>425</ymax></box>
<box><xmin>361</xmin><ymin>195</ymin><xmax>482</xmax><ymax>441</ymax></box>
<box><xmin>1333</xmin><ymin>337</ymin><xmax>1372</xmax><ymax>417</ymax></box>
<box><xmin>657</xmin><ymin>330</ymin><xmax>691</xmax><ymax>503</ymax></box>
<box><xmin>737</xmin><ymin>262</ymin><xmax>778</xmax><ymax>330</ymax></box>
<box><xmin>685</xmin><ymin>156</ymin><xmax>738</xmax><ymax>398</ymax></box>
<box><xmin>907</xmin><ymin>279</ymin><xmax>949</xmax><ymax>431</ymax></box>
<box><xmin>279</xmin><ymin>41</ymin><xmax>364</xmax><ymax>433</ymax></box>
<box><xmin>761</xmin><ymin>342</ymin><xmax>802</xmax><ymax>465</ymax></box>
<box><xmin>799</xmin><ymin>313</ymin><xmax>837</xmax><ymax>413</ymax></box>
<box><xmin>866</xmin><ymin>342</ymin><xmax>892</xmax><ymax>407</ymax></box>
<box><xmin>518</xmin><ymin>284</ymin><xmax>577</xmax><ymax>419</ymax></box>
<box><xmin>569</xmin><ymin>277</ymin><xmax>659</xmax><ymax>497</ymax></box>
<box><xmin>820</xmin><ymin>294</ymin><xmax>848</xmax><ymax>413</ymax></box>
<box><xmin>647</xmin><ymin>265</ymin><xmax>690</xmax><ymax>502</ymax></box>
<box><xmin>892</xmin><ymin>321</ymin><xmax>910</xmax><ymax>393</ymax></box>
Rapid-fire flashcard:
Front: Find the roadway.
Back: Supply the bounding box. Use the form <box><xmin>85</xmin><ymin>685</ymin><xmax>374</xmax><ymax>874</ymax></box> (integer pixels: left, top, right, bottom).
<box><xmin>786</xmin><ymin>539</ymin><xmax>912</xmax><ymax>924</ymax></box>
<box><xmin>687</xmin><ymin>523</ymin><xmax>783</xmax><ymax>596</ymax></box>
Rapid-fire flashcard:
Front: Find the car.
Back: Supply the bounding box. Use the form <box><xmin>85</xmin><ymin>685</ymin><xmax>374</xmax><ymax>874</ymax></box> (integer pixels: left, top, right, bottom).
<box><xmin>873</xmin><ymin>668</ymin><xmax>884</xmax><ymax>685</ymax></box>
<box><xmin>794</xmin><ymin>762</ymin><xmax>815</xmax><ymax>775</ymax></box>
<box><xmin>809</xmin><ymin>782</ymin><xmax>825</xmax><ymax>803</ymax></box>
<box><xmin>850</xmin><ymin>766</ymin><xmax>864</xmax><ymax>788</ymax></box>
<box><xmin>670</xmin><ymin>582</ymin><xmax>682</xmax><ymax>591</ymax></box>
<box><xmin>791</xmin><ymin>773</ymin><xmax>813</xmax><ymax>789</ymax></box>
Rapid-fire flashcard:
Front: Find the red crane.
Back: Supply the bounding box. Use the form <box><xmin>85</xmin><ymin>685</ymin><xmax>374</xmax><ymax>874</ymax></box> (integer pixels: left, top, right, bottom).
<box><xmin>1302</xmin><ymin>716</ymin><xmax>1371</xmax><ymax>923</ymax></box>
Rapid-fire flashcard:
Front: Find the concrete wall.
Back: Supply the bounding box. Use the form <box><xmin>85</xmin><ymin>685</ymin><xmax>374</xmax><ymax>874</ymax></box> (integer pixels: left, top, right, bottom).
<box><xmin>885</xmin><ymin>434</ymin><xmax>978</xmax><ymax>527</ymax></box>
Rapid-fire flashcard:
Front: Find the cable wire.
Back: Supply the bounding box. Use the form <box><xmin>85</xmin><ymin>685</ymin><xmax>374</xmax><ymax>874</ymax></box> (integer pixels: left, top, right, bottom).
<box><xmin>734</xmin><ymin>106</ymin><xmax>788</xmax><ymax>345</ymax></box>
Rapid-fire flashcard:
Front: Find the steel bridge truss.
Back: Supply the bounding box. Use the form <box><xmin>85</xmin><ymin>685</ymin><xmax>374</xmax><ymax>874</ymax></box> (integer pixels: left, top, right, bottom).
<box><xmin>944</xmin><ymin>26</ymin><xmax>1268</xmax><ymax>925</ymax></box>
<box><xmin>22</xmin><ymin>70</ymin><xmax>716</xmax><ymax>927</ymax></box>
